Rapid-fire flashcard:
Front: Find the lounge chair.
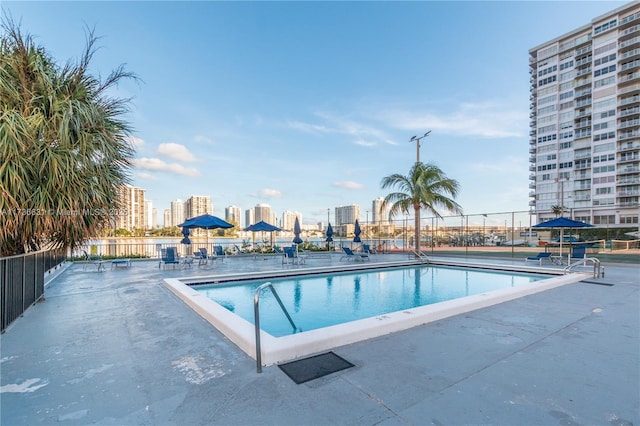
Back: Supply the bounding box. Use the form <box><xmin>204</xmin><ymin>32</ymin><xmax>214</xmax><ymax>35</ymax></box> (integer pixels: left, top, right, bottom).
<box><xmin>83</xmin><ymin>250</ymin><xmax>107</xmax><ymax>272</ymax></box>
<box><xmin>570</xmin><ymin>246</ymin><xmax>587</xmax><ymax>263</ymax></box>
<box><xmin>362</xmin><ymin>244</ymin><xmax>375</xmax><ymax>255</ymax></box>
<box><xmin>340</xmin><ymin>247</ymin><xmax>369</xmax><ymax>262</ymax></box>
<box><xmin>525</xmin><ymin>252</ymin><xmax>552</xmax><ymax>265</ymax></box>
<box><xmin>159</xmin><ymin>247</ymin><xmax>180</xmax><ymax>269</ymax></box>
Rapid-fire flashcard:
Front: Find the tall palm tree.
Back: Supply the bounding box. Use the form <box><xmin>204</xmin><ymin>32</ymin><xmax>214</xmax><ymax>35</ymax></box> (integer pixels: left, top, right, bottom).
<box><xmin>381</xmin><ymin>162</ymin><xmax>462</xmax><ymax>253</ymax></box>
<box><xmin>551</xmin><ymin>205</ymin><xmax>564</xmax><ymax>217</ymax></box>
<box><xmin>0</xmin><ymin>21</ymin><xmax>136</xmax><ymax>255</ymax></box>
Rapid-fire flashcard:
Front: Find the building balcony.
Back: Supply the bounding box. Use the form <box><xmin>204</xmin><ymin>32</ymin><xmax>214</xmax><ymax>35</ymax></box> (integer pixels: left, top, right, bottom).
<box><xmin>528</xmin><ymin>191</ymin><xmax>536</xmax><ymax>197</ymax></box>
<box><xmin>574</xmin><ymin>88</ymin><xmax>592</xmax><ymax>98</ymax></box>
<box><xmin>575</xmin><ymin>98</ymin><xmax>592</xmax><ymax>108</ymax></box>
<box><xmin>621</xmin><ymin>11</ymin><xmax>640</xmax><ymax>27</ymax></box>
<box><xmin>576</xmin><ymin>67</ymin><xmax>592</xmax><ymax>77</ymax></box>
<box><xmin>618</xmin><ymin>118</ymin><xmax>640</xmax><ymax>129</ymax></box>
<box><xmin>619</xmin><ymin>71</ymin><xmax>640</xmax><ymax>84</ymax></box>
<box><xmin>618</xmin><ymin>83</ymin><xmax>640</xmax><ymax>97</ymax></box>
<box><xmin>619</xmin><ymin>95</ymin><xmax>640</xmax><ymax>107</ymax></box>
<box><xmin>620</xmin><ymin>48</ymin><xmax>640</xmax><ymax>62</ymax></box>
<box><xmin>529</xmin><ymin>165</ymin><xmax>536</xmax><ymax>172</ymax></box>
<box><xmin>529</xmin><ymin>156</ymin><xmax>536</xmax><ymax>163</ymax></box>
<box><xmin>621</xmin><ymin>36</ymin><xmax>640</xmax><ymax>49</ymax></box>
<box><xmin>618</xmin><ymin>142</ymin><xmax>640</xmax><ymax>152</ymax></box>
<box><xmin>529</xmin><ymin>129</ymin><xmax>536</xmax><ymax>136</ymax></box>
<box><xmin>618</xmin><ymin>166</ymin><xmax>640</xmax><ymax>174</ymax></box>
<box><xmin>528</xmin><ymin>200</ymin><xmax>536</xmax><ymax>207</ymax></box>
<box><xmin>529</xmin><ymin>181</ymin><xmax>536</xmax><ymax>189</ymax></box>
<box><xmin>575</xmin><ymin>56</ymin><xmax>592</xmax><ymax>67</ymax></box>
<box><xmin>619</xmin><ymin>199</ymin><xmax>640</xmax><ymax>207</ymax></box>
<box><xmin>575</xmin><ymin>119</ymin><xmax>591</xmax><ymax>129</ymax></box>
<box><xmin>529</xmin><ymin>174</ymin><xmax>536</xmax><ymax>180</ymax></box>
<box><xmin>619</xmin><ymin>130</ymin><xmax>640</xmax><ymax>140</ymax></box>
<box><xmin>617</xmin><ymin>190</ymin><xmax>640</xmax><ymax>197</ymax></box>
<box><xmin>529</xmin><ymin>147</ymin><xmax>536</xmax><ymax>154</ymax></box>
<box><xmin>619</xmin><ymin>154</ymin><xmax>640</xmax><ymax>163</ymax></box>
<box><xmin>574</xmin><ymin>196</ymin><xmax>591</xmax><ymax>202</ymax></box>
<box><xmin>574</xmin><ymin>163</ymin><xmax>591</xmax><ymax>171</ymax></box>
<box><xmin>620</xmin><ymin>105</ymin><xmax>640</xmax><ymax>116</ymax></box>
<box><xmin>574</xmin><ymin>78</ymin><xmax>591</xmax><ymax>89</ymax></box>
<box><xmin>530</xmin><ymin>138</ymin><xmax>537</xmax><ymax>146</ymax></box>
<box><xmin>620</xmin><ymin>24</ymin><xmax>640</xmax><ymax>38</ymax></box>
<box><xmin>575</xmin><ymin>109</ymin><xmax>592</xmax><ymax>119</ymax></box>
<box><xmin>621</xmin><ymin>60</ymin><xmax>640</xmax><ymax>73</ymax></box>
<box><xmin>575</xmin><ymin>45</ymin><xmax>591</xmax><ymax>56</ymax></box>
<box><xmin>617</xmin><ymin>177</ymin><xmax>640</xmax><ymax>185</ymax></box>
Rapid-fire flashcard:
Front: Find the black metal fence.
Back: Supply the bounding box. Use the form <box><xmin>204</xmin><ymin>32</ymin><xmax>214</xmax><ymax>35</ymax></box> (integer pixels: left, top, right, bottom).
<box><xmin>1</xmin><ymin>248</ymin><xmax>66</xmax><ymax>333</ymax></box>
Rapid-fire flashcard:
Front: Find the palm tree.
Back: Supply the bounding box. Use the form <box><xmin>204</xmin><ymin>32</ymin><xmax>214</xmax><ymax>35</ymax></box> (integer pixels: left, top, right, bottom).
<box><xmin>0</xmin><ymin>21</ymin><xmax>136</xmax><ymax>255</ymax></box>
<box><xmin>381</xmin><ymin>162</ymin><xmax>462</xmax><ymax>253</ymax></box>
<box><xmin>551</xmin><ymin>205</ymin><xmax>564</xmax><ymax>217</ymax></box>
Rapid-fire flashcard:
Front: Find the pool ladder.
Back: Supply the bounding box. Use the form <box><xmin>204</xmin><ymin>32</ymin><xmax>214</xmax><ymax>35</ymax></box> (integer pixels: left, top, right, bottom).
<box><xmin>563</xmin><ymin>257</ymin><xmax>603</xmax><ymax>279</ymax></box>
<box><xmin>254</xmin><ymin>282</ymin><xmax>300</xmax><ymax>373</ymax></box>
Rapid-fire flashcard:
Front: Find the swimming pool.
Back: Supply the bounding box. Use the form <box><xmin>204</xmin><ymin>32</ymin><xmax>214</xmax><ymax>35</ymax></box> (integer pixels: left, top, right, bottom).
<box><xmin>195</xmin><ymin>265</ymin><xmax>546</xmax><ymax>337</ymax></box>
<box><xmin>164</xmin><ymin>259</ymin><xmax>588</xmax><ymax>366</ymax></box>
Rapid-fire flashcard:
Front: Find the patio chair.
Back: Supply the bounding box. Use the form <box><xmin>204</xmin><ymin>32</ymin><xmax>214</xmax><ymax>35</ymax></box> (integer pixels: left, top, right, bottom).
<box><xmin>362</xmin><ymin>244</ymin><xmax>376</xmax><ymax>255</ymax></box>
<box><xmin>83</xmin><ymin>250</ymin><xmax>107</xmax><ymax>272</ymax></box>
<box><xmin>525</xmin><ymin>252</ymin><xmax>552</xmax><ymax>265</ymax></box>
<box><xmin>340</xmin><ymin>247</ymin><xmax>369</xmax><ymax>262</ymax></box>
<box><xmin>570</xmin><ymin>245</ymin><xmax>587</xmax><ymax>262</ymax></box>
<box><xmin>283</xmin><ymin>246</ymin><xmax>305</xmax><ymax>265</ymax></box>
<box><xmin>194</xmin><ymin>248</ymin><xmax>208</xmax><ymax>266</ymax></box>
<box><xmin>159</xmin><ymin>247</ymin><xmax>180</xmax><ymax>269</ymax></box>
<box><xmin>212</xmin><ymin>245</ymin><xmax>226</xmax><ymax>261</ymax></box>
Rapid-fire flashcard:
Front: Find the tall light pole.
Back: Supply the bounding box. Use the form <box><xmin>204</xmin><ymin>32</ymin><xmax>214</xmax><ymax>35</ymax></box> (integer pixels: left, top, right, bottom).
<box><xmin>409</xmin><ymin>131</ymin><xmax>431</xmax><ymax>163</ymax></box>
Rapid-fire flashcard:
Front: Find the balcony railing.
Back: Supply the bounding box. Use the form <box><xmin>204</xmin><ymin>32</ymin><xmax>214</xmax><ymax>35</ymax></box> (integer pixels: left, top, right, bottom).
<box><xmin>620</xmin><ymin>36</ymin><xmax>640</xmax><ymax>49</ymax></box>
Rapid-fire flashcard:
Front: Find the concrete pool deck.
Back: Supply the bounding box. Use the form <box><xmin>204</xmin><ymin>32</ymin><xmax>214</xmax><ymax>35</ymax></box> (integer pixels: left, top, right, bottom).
<box><xmin>1</xmin><ymin>253</ymin><xmax>638</xmax><ymax>425</ymax></box>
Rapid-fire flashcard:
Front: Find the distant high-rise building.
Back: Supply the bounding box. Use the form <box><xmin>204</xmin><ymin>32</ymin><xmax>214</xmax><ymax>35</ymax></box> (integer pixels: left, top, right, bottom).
<box><xmin>170</xmin><ymin>199</ymin><xmax>184</xmax><ymax>228</ymax></box>
<box><xmin>115</xmin><ymin>184</ymin><xmax>145</xmax><ymax>231</ymax></box>
<box><xmin>185</xmin><ymin>195</ymin><xmax>212</xmax><ymax>219</ymax></box>
<box><xmin>145</xmin><ymin>200</ymin><xmax>154</xmax><ymax>229</ymax></box>
<box><xmin>151</xmin><ymin>207</ymin><xmax>158</xmax><ymax>229</ymax></box>
<box><xmin>372</xmin><ymin>197</ymin><xmax>388</xmax><ymax>225</ymax></box>
<box><xmin>163</xmin><ymin>209</ymin><xmax>171</xmax><ymax>228</ymax></box>
<box><xmin>335</xmin><ymin>205</ymin><xmax>360</xmax><ymax>226</ymax></box>
<box><xmin>529</xmin><ymin>2</ymin><xmax>640</xmax><ymax>227</ymax></box>
<box><xmin>281</xmin><ymin>211</ymin><xmax>301</xmax><ymax>230</ymax></box>
<box><xmin>245</xmin><ymin>208</ymin><xmax>254</xmax><ymax>227</ymax></box>
<box><xmin>254</xmin><ymin>203</ymin><xmax>275</xmax><ymax>225</ymax></box>
<box><xmin>225</xmin><ymin>205</ymin><xmax>242</xmax><ymax>227</ymax></box>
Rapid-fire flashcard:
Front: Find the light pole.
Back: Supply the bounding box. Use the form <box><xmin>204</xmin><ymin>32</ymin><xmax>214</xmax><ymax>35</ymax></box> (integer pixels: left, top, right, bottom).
<box><xmin>366</xmin><ymin>210</ymin><xmax>369</xmax><ymax>244</ymax></box>
<box><xmin>409</xmin><ymin>131</ymin><xmax>431</xmax><ymax>163</ymax></box>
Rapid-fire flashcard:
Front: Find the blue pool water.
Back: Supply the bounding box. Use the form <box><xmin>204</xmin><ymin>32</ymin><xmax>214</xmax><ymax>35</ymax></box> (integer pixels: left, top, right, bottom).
<box><xmin>195</xmin><ymin>265</ymin><xmax>546</xmax><ymax>337</ymax></box>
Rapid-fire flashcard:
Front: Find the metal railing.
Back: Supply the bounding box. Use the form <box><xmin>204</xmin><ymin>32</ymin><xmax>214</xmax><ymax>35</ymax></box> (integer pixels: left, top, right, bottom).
<box><xmin>1</xmin><ymin>248</ymin><xmax>66</xmax><ymax>332</ymax></box>
<box><xmin>254</xmin><ymin>282</ymin><xmax>299</xmax><ymax>373</ymax></box>
<box><xmin>563</xmin><ymin>257</ymin><xmax>603</xmax><ymax>278</ymax></box>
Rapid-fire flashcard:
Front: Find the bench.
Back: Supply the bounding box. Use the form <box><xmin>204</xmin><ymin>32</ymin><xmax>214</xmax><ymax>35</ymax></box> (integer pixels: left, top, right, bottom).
<box><xmin>111</xmin><ymin>259</ymin><xmax>132</xmax><ymax>269</ymax></box>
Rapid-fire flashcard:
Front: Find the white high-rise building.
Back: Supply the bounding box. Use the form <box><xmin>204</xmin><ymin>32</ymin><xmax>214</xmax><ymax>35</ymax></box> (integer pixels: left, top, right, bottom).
<box><xmin>372</xmin><ymin>197</ymin><xmax>388</xmax><ymax>225</ymax></box>
<box><xmin>335</xmin><ymin>205</ymin><xmax>360</xmax><ymax>226</ymax></box>
<box><xmin>529</xmin><ymin>2</ymin><xmax>640</xmax><ymax>228</ymax></box>
<box><xmin>245</xmin><ymin>208</ymin><xmax>255</xmax><ymax>228</ymax></box>
<box><xmin>281</xmin><ymin>211</ymin><xmax>301</xmax><ymax>230</ymax></box>
<box><xmin>163</xmin><ymin>209</ymin><xmax>171</xmax><ymax>228</ymax></box>
<box><xmin>225</xmin><ymin>205</ymin><xmax>241</xmax><ymax>227</ymax></box>
<box><xmin>254</xmin><ymin>203</ymin><xmax>276</xmax><ymax>225</ymax></box>
<box><xmin>185</xmin><ymin>195</ymin><xmax>212</xmax><ymax>219</ymax></box>
<box><xmin>115</xmin><ymin>184</ymin><xmax>146</xmax><ymax>232</ymax></box>
<box><xmin>170</xmin><ymin>199</ymin><xmax>184</xmax><ymax>228</ymax></box>
<box><xmin>145</xmin><ymin>200</ymin><xmax>154</xmax><ymax>230</ymax></box>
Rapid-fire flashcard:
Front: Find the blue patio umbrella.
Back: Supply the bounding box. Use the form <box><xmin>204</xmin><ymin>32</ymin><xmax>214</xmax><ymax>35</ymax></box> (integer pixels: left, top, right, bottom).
<box><xmin>325</xmin><ymin>223</ymin><xmax>334</xmax><ymax>243</ymax></box>
<box><xmin>244</xmin><ymin>221</ymin><xmax>281</xmax><ymax>247</ymax></box>
<box><xmin>179</xmin><ymin>214</ymin><xmax>234</xmax><ymax>249</ymax></box>
<box><xmin>532</xmin><ymin>216</ymin><xmax>593</xmax><ymax>262</ymax></box>
<box><xmin>293</xmin><ymin>217</ymin><xmax>303</xmax><ymax>244</ymax></box>
<box><xmin>180</xmin><ymin>227</ymin><xmax>191</xmax><ymax>245</ymax></box>
<box><xmin>353</xmin><ymin>219</ymin><xmax>362</xmax><ymax>243</ymax></box>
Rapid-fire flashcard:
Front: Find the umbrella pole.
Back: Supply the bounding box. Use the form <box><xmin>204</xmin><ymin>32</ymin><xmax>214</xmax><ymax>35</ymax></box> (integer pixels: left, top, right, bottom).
<box><xmin>560</xmin><ymin>228</ymin><xmax>563</xmax><ymax>264</ymax></box>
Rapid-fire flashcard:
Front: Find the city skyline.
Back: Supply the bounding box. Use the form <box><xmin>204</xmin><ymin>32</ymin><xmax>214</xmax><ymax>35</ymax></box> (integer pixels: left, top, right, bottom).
<box><xmin>3</xmin><ymin>1</ymin><xmax>629</xmax><ymax>224</ymax></box>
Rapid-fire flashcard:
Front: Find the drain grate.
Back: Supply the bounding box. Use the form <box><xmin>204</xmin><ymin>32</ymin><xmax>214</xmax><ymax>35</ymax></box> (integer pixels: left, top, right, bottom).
<box><xmin>278</xmin><ymin>352</ymin><xmax>354</xmax><ymax>384</ymax></box>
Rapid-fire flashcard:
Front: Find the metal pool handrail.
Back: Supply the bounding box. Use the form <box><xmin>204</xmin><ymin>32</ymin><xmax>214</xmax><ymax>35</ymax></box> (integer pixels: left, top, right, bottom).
<box><xmin>254</xmin><ymin>282</ymin><xmax>300</xmax><ymax>373</ymax></box>
<box><xmin>563</xmin><ymin>256</ymin><xmax>603</xmax><ymax>278</ymax></box>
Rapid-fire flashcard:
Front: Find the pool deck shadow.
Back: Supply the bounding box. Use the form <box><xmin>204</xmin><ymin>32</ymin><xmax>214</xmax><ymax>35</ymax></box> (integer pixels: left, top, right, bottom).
<box><xmin>1</xmin><ymin>253</ymin><xmax>638</xmax><ymax>425</ymax></box>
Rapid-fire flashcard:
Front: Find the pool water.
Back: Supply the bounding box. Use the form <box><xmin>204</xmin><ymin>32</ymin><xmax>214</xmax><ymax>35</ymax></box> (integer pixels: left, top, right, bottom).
<box><xmin>195</xmin><ymin>265</ymin><xmax>546</xmax><ymax>337</ymax></box>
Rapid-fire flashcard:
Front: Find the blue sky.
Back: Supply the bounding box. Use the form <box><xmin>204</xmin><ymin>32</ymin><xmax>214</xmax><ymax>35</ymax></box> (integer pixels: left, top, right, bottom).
<box><xmin>3</xmin><ymin>1</ymin><xmax>628</xmax><ymax>226</ymax></box>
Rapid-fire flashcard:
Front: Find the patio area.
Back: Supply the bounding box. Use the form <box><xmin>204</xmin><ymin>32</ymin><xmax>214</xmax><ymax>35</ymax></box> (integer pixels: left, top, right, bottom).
<box><xmin>1</xmin><ymin>253</ymin><xmax>638</xmax><ymax>425</ymax></box>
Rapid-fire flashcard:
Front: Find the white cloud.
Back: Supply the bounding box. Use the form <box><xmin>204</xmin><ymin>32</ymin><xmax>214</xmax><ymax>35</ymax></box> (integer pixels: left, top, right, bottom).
<box><xmin>376</xmin><ymin>101</ymin><xmax>527</xmax><ymax>139</ymax></box>
<box><xmin>137</xmin><ymin>172</ymin><xmax>157</xmax><ymax>180</ymax></box>
<box><xmin>134</xmin><ymin>158</ymin><xmax>200</xmax><ymax>177</ymax></box>
<box><xmin>194</xmin><ymin>135</ymin><xmax>214</xmax><ymax>144</ymax></box>
<box><xmin>126</xmin><ymin>135</ymin><xmax>145</xmax><ymax>148</ymax></box>
<box><xmin>470</xmin><ymin>155</ymin><xmax>528</xmax><ymax>174</ymax></box>
<box><xmin>258</xmin><ymin>188</ymin><xmax>283</xmax><ymax>198</ymax></box>
<box><xmin>157</xmin><ymin>143</ymin><xmax>197</xmax><ymax>162</ymax></box>
<box><xmin>332</xmin><ymin>181</ymin><xmax>364</xmax><ymax>190</ymax></box>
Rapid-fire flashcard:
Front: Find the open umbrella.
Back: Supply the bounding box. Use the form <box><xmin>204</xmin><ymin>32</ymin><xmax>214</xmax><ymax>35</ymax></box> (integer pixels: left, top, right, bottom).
<box><xmin>532</xmin><ymin>216</ymin><xmax>593</xmax><ymax>262</ymax></box>
<box><xmin>353</xmin><ymin>219</ymin><xmax>362</xmax><ymax>243</ymax></box>
<box><xmin>293</xmin><ymin>217</ymin><xmax>303</xmax><ymax>244</ymax></box>
<box><xmin>244</xmin><ymin>221</ymin><xmax>281</xmax><ymax>248</ymax></box>
<box><xmin>179</xmin><ymin>214</ymin><xmax>234</xmax><ymax>250</ymax></box>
